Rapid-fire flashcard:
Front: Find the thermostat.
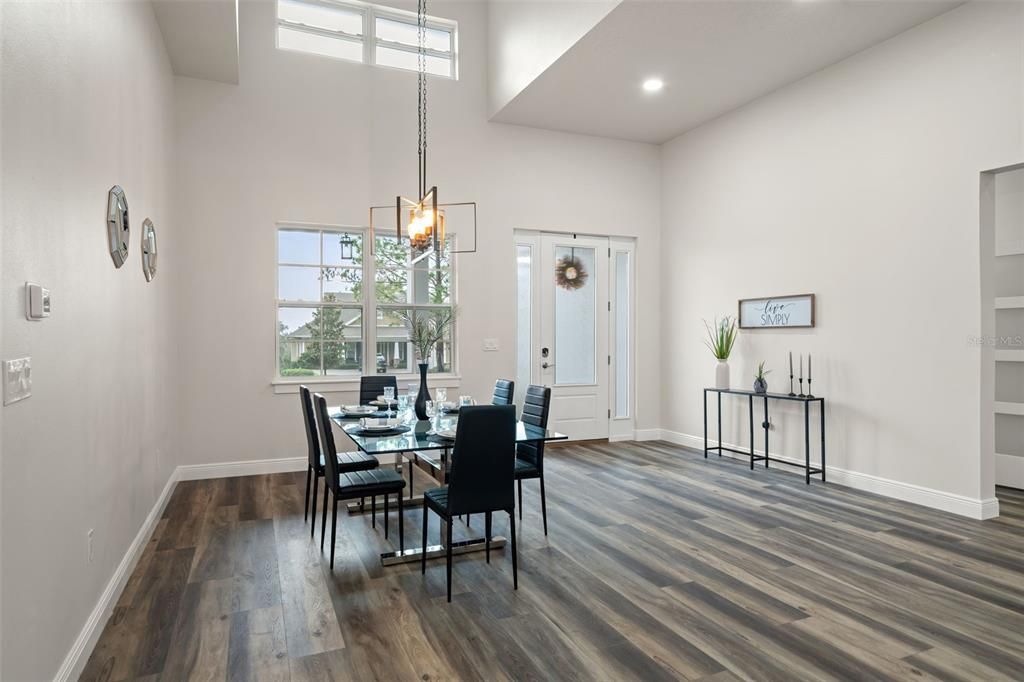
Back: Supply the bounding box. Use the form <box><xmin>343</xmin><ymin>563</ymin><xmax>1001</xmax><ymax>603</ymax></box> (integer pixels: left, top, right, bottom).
<box><xmin>25</xmin><ymin>282</ymin><xmax>51</xmax><ymax>320</ymax></box>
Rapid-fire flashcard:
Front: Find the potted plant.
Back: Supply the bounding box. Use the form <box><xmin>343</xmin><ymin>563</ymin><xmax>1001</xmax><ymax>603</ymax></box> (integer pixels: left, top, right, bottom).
<box><xmin>753</xmin><ymin>361</ymin><xmax>770</xmax><ymax>394</ymax></box>
<box><xmin>703</xmin><ymin>316</ymin><xmax>738</xmax><ymax>389</ymax></box>
<box><xmin>404</xmin><ymin>308</ymin><xmax>457</xmax><ymax>419</ymax></box>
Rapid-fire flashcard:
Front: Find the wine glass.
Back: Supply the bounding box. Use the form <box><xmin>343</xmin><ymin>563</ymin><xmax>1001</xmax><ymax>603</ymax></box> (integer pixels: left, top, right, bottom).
<box><xmin>397</xmin><ymin>393</ymin><xmax>409</xmax><ymax>415</ymax></box>
<box><xmin>426</xmin><ymin>400</ymin><xmax>436</xmax><ymax>421</ymax></box>
<box><xmin>383</xmin><ymin>386</ymin><xmax>395</xmax><ymax>417</ymax></box>
<box><xmin>436</xmin><ymin>388</ymin><xmax>448</xmax><ymax>410</ymax></box>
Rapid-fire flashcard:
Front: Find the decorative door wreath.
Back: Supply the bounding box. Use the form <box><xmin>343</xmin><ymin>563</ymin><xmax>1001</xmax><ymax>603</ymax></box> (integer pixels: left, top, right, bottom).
<box><xmin>555</xmin><ymin>247</ymin><xmax>588</xmax><ymax>290</ymax></box>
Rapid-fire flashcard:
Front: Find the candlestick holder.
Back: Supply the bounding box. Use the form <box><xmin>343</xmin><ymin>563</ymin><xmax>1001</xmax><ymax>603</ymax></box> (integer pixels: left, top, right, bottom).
<box><xmin>788</xmin><ymin>374</ymin><xmax>795</xmax><ymax>397</ymax></box>
<box><xmin>798</xmin><ymin>378</ymin><xmax>805</xmax><ymax>398</ymax></box>
<box><xmin>806</xmin><ymin>378</ymin><xmax>814</xmax><ymax>399</ymax></box>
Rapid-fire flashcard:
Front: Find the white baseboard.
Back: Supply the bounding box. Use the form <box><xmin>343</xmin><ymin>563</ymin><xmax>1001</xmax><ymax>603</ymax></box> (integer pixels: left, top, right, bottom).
<box><xmin>634</xmin><ymin>428</ymin><xmax>662</xmax><ymax>441</ymax></box>
<box><xmin>176</xmin><ymin>456</ymin><xmax>307</xmax><ymax>481</ymax></box>
<box><xmin>657</xmin><ymin>429</ymin><xmax>999</xmax><ymax>520</ymax></box>
<box><xmin>996</xmin><ymin>452</ymin><xmax>1024</xmax><ymax>490</ymax></box>
<box><xmin>55</xmin><ymin>469</ymin><xmax>180</xmax><ymax>682</ymax></box>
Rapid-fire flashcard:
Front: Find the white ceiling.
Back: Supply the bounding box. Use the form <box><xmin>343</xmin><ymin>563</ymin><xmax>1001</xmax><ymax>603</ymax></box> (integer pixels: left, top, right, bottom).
<box><xmin>491</xmin><ymin>0</ymin><xmax>962</xmax><ymax>144</ymax></box>
<box><xmin>152</xmin><ymin>0</ymin><xmax>239</xmax><ymax>84</ymax></box>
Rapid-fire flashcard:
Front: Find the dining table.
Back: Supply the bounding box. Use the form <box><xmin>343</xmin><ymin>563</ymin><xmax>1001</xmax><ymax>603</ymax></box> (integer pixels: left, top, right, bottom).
<box><xmin>330</xmin><ymin>404</ymin><xmax>568</xmax><ymax>566</ymax></box>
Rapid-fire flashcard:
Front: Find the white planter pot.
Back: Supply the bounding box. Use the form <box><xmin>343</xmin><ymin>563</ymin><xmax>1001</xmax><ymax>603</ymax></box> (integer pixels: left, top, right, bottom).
<box><xmin>715</xmin><ymin>360</ymin><xmax>730</xmax><ymax>389</ymax></box>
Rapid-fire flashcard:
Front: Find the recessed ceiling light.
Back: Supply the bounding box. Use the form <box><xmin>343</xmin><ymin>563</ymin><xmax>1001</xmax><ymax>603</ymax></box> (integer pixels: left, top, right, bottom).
<box><xmin>642</xmin><ymin>78</ymin><xmax>664</xmax><ymax>93</ymax></box>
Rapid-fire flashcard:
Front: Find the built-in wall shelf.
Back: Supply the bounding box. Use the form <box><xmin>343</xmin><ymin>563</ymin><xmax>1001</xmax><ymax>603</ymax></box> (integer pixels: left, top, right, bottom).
<box><xmin>995</xmin><ymin>349</ymin><xmax>1024</xmax><ymax>362</ymax></box>
<box><xmin>995</xmin><ymin>401</ymin><xmax>1024</xmax><ymax>416</ymax></box>
<box><xmin>995</xmin><ymin>296</ymin><xmax>1024</xmax><ymax>309</ymax></box>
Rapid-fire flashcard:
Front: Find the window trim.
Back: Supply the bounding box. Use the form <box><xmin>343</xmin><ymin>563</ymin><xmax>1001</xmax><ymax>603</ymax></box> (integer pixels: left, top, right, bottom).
<box><xmin>275</xmin><ymin>221</ymin><xmax>458</xmax><ymax>384</ymax></box>
<box><xmin>275</xmin><ymin>0</ymin><xmax>458</xmax><ymax>80</ymax></box>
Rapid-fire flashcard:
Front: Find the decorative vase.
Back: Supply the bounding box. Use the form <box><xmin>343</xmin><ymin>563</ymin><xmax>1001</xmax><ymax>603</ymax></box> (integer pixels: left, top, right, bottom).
<box><xmin>414</xmin><ymin>362</ymin><xmax>431</xmax><ymax>420</ymax></box>
<box><xmin>754</xmin><ymin>377</ymin><xmax>768</xmax><ymax>394</ymax></box>
<box><xmin>715</xmin><ymin>360</ymin><xmax>730</xmax><ymax>389</ymax></box>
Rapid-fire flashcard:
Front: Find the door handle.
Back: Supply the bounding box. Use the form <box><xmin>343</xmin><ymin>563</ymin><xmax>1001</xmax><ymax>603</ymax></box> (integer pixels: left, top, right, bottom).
<box><xmin>542</xmin><ymin>362</ymin><xmax>554</xmax><ymax>369</ymax></box>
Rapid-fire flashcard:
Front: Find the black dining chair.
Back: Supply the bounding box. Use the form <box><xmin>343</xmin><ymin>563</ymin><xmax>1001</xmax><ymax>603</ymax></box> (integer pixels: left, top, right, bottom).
<box><xmin>514</xmin><ymin>385</ymin><xmax>552</xmax><ymax>535</ymax></box>
<box><xmin>421</xmin><ymin>404</ymin><xmax>518</xmax><ymax>602</ymax></box>
<box><xmin>299</xmin><ymin>386</ymin><xmax>379</xmax><ymax>539</ymax></box>
<box><xmin>360</xmin><ymin>375</ymin><xmax>398</xmax><ymax>405</ymax></box>
<box><xmin>314</xmin><ymin>393</ymin><xmax>407</xmax><ymax>569</ymax></box>
<box><xmin>491</xmin><ymin>379</ymin><xmax>515</xmax><ymax>406</ymax></box>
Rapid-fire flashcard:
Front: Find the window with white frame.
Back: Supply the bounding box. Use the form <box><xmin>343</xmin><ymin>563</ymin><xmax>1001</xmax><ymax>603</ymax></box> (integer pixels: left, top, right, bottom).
<box><xmin>276</xmin><ymin>0</ymin><xmax>457</xmax><ymax>79</ymax></box>
<box><xmin>277</xmin><ymin>226</ymin><xmax>455</xmax><ymax>379</ymax></box>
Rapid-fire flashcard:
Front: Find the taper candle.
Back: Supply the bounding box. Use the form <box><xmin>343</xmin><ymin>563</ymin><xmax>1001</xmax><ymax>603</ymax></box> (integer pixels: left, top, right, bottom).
<box><xmin>789</xmin><ymin>351</ymin><xmax>793</xmax><ymax>375</ymax></box>
<box><xmin>809</xmin><ymin>354</ymin><xmax>812</xmax><ymax>381</ymax></box>
<box><xmin>800</xmin><ymin>355</ymin><xmax>803</xmax><ymax>380</ymax></box>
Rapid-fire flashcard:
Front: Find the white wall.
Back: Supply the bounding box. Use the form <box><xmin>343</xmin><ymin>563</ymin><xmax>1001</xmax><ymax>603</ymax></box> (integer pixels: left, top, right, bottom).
<box><xmin>173</xmin><ymin>0</ymin><xmax>661</xmax><ymax>468</ymax></box>
<box><xmin>0</xmin><ymin>2</ymin><xmax>177</xmax><ymax>679</ymax></box>
<box><xmin>487</xmin><ymin>0</ymin><xmax>620</xmax><ymax>117</ymax></box>
<box><xmin>660</xmin><ymin>2</ymin><xmax>1023</xmax><ymax>515</ymax></box>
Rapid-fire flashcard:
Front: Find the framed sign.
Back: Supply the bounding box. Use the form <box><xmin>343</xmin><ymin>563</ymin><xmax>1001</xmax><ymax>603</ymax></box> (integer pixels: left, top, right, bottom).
<box><xmin>738</xmin><ymin>293</ymin><xmax>815</xmax><ymax>329</ymax></box>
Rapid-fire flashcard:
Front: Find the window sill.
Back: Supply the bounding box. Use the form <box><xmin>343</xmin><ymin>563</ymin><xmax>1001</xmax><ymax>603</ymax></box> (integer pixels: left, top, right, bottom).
<box><xmin>272</xmin><ymin>374</ymin><xmax>462</xmax><ymax>395</ymax></box>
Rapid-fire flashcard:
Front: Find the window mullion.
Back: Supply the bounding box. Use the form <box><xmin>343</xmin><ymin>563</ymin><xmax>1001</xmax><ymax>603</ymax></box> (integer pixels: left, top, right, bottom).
<box><xmin>365</xmin><ymin>231</ymin><xmax>377</xmax><ymax>375</ymax></box>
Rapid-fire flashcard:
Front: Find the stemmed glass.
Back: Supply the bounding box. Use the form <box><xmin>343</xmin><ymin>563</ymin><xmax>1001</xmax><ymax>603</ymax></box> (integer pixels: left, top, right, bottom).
<box><xmin>384</xmin><ymin>386</ymin><xmax>395</xmax><ymax>417</ymax></box>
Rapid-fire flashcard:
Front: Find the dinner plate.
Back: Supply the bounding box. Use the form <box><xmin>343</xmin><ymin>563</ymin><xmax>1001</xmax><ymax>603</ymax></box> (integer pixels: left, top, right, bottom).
<box><xmin>360</xmin><ymin>418</ymin><xmax>400</xmax><ymax>431</ymax></box>
<box><xmin>340</xmin><ymin>405</ymin><xmax>375</xmax><ymax>416</ymax></box>
<box><xmin>371</xmin><ymin>399</ymin><xmax>398</xmax><ymax>408</ymax></box>
<box><xmin>431</xmin><ymin>428</ymin><xmax>457</xmax><ymax>440</ymax></box>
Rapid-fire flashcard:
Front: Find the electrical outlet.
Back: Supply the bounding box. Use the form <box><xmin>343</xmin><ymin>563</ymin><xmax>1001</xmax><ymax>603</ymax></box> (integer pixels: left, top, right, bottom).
<box><xmin>482</xmin><ymin>338</ymin><xmax>499</xmax><ymax>352</ymax></box>
<box><xmin>87</xmin><ymin>529</ymin><xmax>95</xmax><ymax>564</ymax></box>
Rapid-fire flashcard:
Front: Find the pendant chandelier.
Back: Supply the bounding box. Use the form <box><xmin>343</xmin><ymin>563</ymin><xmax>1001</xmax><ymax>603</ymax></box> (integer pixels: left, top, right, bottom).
<box><xmin>370</xmin><ymin>0</ymin><xmax>476</xmax><ymax>257</ymax></box>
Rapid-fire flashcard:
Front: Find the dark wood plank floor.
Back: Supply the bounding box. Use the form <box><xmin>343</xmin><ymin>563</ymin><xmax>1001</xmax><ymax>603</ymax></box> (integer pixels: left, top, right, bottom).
<box><xmin>82</xmin><ymin>441</ymin><xmax>1024</xmax><ymax>681</ymax></box>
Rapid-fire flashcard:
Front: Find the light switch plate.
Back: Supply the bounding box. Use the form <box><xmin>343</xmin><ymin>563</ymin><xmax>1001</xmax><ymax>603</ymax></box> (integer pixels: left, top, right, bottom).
<box><xmin>25</xmin><ymin>282</ymin><xmax>51</xmax><ymax>320</ymax></box>
<box><xmin>4</xmin><ymin>357</ymin><xmax>32</xmax><ymax>405</ymax></box>
<box><xmin>482</xmin><ymin>338</ymin><xmax>499</xmax><ymax>352</ymax></box>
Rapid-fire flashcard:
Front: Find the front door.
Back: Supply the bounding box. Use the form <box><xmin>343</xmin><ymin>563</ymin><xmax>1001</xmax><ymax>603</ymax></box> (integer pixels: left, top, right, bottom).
<box><xmin>536</xmin><ymin>233</ymin><xmax>609</xmax><ymax>440</ymax></box>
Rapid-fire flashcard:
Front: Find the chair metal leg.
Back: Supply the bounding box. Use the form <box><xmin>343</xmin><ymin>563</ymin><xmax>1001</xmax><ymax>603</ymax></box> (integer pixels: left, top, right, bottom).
<box><xmin>329</xmin><ymin>497</ymin><xmax>339</xmax><ymax>569</ymax></box>
<box><xmin>310</xmin><ymin>472</ymin><xmax>320</xmax><ymax>539</ymax></box>
<box><xmin>518</xmin><ymin>479</ymin><xmax>523</xmax><ymax>520</ymax></box>
<box><xmin>384</xmin><ymin>493</ymin><xmax>389</xmax><ymax>539</ymax></box>
<box><xmin>304</xmin><ymin>466</ymin><xmax>312</xmax><ymax>522</ymax></box>
<box><xmin>466</xmin><ymin>514</ymin><xmax>471</xmax><ymax>528</ymax></box>
<box><xmin>398</xmin><ymin>490</ymin><xmax>405</xmax><ymax>552</ymax></box>
<box><xmin>485</xmin><ymin>511</ymin><xmax>492</xmax><ymax>564</ymax></box>
<box><xmin>509</xmin><ymin>509</ymin><xmax>518</xmax><ymax>590</ymax></box>
<box><xmin>421</xmin><ymin>499</ymin><xmax>429</xmax><ymax>575</ymax></box>
<box><xmin>446</xmin><ymin>516</ymin><xmax>453</xmax><ymax>603</ymax></box>
<box><xmin>320</xmin><ymin>486</ymin><xmax>329</xmax><ymax>551</ymax></box>
<box><xmin>539</xmin><ymin>473</ymin><xmax>548</xmax><ymax>536</ymax></box>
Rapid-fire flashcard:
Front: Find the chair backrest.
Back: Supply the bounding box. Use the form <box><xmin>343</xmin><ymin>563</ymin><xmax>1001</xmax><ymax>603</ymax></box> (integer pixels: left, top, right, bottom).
<box><xmin>517</xmin><ymin>385</ymin><xmax>552</xmax><ymax>469</ymax></box>
<box><xmin>446</xmin><ymin>405</ymin><xmax>516</xmax><ymax>515</ymax></box>
<box><xmin>491</xmin><ymin>379</ymin><xmax>515</xmax><ymax>406</ymax></box>
<box><xmin>313</xmin><ymin>393</ymin><xmax>341</xmax><ymax>493</ymax></box>
<box><xmin>299</xmin><ymin>385</ymin><xmax>321</xmax><ymax>470</ymax></box>
<box><xmin>360</xmin><ymin>375</ymin><xmax>398</xmax><ymax>405</ymax></box>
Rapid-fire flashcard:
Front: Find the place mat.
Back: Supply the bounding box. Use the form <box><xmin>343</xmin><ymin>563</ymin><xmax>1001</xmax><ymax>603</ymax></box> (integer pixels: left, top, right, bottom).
<box><xmin>349</xmin><ymin>424</ymin><xmax>411</xmax><ymax>437</ymax></box>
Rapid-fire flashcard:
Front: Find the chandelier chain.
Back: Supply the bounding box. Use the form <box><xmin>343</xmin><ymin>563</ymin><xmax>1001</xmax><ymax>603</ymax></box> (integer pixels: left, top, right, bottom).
<box><xmin>417</xmin><ymin>0</ymin><xmax>427</xmax><ymax>197</ymax></box>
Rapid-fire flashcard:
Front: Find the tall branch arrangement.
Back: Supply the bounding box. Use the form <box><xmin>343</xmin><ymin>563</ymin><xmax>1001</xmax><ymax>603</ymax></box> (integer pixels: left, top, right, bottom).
<box><xmin>402</xmin><ymin>307</ymin><xmax>457</xmax><ymax>363</ymax></box>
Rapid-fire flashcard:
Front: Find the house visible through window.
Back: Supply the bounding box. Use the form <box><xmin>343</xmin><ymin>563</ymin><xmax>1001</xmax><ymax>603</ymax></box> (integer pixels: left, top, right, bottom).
<box><xmin>276</xmin><ymin>0</ymin><xmax>457</xmax><ymax>79</ymax></box>
<box><xmin>277</xmin><ymin>226</ymin><xmax>455</xmax><ymax>379</ymax></box>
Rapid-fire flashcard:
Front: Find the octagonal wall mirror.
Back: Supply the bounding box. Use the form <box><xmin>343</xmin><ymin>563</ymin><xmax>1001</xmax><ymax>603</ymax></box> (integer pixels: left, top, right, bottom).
<box><xmin>141</xmin><ymin>218</ymin><xmax>158</xmax><ymax>282</ymax></box>
<box><xmin>107</xmin><ymin>185</ymin><xmax>130</xmax><ymax>268</ymax></box>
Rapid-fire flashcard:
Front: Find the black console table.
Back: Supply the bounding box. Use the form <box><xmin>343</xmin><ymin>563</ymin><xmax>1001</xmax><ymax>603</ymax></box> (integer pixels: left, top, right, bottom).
<box><xmin>703</xmin><ymin>388</ymin><xmax>825</xmax><ymax>484</ymax></box>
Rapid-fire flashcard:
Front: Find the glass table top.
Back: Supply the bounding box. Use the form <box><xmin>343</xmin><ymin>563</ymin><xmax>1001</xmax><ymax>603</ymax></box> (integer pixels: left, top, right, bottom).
<box><xmin>330</xmin><ymin>407</ymin><xmax>567</xmax><ymax>455</ymax></box>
